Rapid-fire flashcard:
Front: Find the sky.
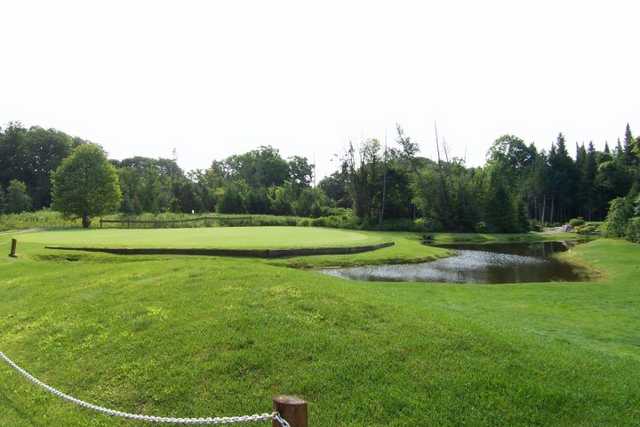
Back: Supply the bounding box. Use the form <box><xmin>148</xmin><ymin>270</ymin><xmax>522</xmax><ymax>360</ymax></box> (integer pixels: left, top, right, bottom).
<box><xmin>1</xmin><ymin>0</ymin><xmax>638</xmax><ymax>179</ymax></box>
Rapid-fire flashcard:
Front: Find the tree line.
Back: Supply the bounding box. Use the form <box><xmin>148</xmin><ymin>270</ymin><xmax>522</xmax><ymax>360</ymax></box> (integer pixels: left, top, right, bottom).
<box><xmin>1</xmin><ymin>121</ymin><xmax>638</xmax><ymax>232</ymax></box>
<box><xmin>322</xmin><ymin>125</ymin><xmax>639</xmax><ymax>232</ymax></box>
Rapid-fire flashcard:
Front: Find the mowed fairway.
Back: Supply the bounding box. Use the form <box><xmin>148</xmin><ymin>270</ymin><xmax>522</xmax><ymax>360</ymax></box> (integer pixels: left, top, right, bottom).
<box><xmin>16</xmin><ymin>226</ymin><xmax>387</xmax><ymax>249</ymax></box>
<box><xmin>1</xmin><ymin>231</ymin><xmax>640</xmax><ymax>426</ymax></box>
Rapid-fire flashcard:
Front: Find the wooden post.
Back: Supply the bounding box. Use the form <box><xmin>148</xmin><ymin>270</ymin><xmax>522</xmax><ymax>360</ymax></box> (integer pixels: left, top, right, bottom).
<box><xmin>9</xmin><ymin>239</ymin><xmax>17</xmax><ymax>258</ymax></box>
<box><xmin>273</xmin><ymin>395</ymin><xmax>308</xmax><ymax>427</ymax></box>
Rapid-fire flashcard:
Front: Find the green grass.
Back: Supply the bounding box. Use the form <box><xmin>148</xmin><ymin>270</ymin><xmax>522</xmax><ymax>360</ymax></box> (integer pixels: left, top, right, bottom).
<box><xmin>14</xmin><ymin>227</ymin><xmax>388</xmax><ymax>249</ymax></box>
<box><xmin>1</xmin><ymin>231</ymin><xmax>639</xmax><ymax>426</ymax></box>
<box><xmin>428</xmin><ymin>231</ymin><xmax>583</xmax><ymax>243</ymax></box>
<box><xmin>275</xmin><ymin>231</ymin><xmax>449</xmax><ymax>267</ymax></box>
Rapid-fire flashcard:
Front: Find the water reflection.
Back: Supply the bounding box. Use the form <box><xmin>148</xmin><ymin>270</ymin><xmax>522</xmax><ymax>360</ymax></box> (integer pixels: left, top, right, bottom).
<box><xmin>321</xmin><ymin>241</ymin><xmax>588</xmax><ymax>284</ymax></box>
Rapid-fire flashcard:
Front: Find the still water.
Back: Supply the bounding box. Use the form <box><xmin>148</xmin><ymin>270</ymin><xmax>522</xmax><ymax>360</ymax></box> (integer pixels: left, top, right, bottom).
<box><xmin>321</xmin><ymin>241</ymin><xmax>588</xmax><ymax>284</ymax></box>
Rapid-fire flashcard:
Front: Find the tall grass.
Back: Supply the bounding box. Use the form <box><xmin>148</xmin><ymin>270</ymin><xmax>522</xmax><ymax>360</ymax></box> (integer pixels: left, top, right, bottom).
<box><xmin>0</xmin><ymin>211</ymin><xmax>310</xmax><ymax>231</ymax></box>
<box><xmin>0</xmin><ymin>210</ymin><xmax>80</xmax><ymax>231</ymax></box>
<box><xmin>0</xmin><ymin>210</ymin><xmax>436</xmax><ymax>232</ymax></box>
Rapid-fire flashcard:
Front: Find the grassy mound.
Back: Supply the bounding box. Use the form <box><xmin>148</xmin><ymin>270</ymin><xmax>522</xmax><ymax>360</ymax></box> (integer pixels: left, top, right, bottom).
<box><xmin>1</xmin><ymin>235</ymin><xmax>639</xmax><ymax>426</ymax></box>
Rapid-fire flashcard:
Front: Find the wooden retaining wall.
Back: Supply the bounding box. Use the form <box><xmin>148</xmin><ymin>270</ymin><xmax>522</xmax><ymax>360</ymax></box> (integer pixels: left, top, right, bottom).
<box><xmin>44</xmin><ymin>242</ymin><xmax>394</xmax><ymax>258</ymax></box>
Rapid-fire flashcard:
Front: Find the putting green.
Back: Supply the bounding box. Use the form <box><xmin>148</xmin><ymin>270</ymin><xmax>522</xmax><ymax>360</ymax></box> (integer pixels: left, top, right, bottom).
<box><xmin>16</xmin><ymin>226</ymin><xmax>387</xmax><ymax>249</ymax></box>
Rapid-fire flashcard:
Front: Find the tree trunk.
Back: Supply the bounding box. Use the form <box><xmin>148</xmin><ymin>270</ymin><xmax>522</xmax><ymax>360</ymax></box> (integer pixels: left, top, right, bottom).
<box><xmin>82</xmin><ymin>212</ymin><xmax>91</xmax><ymax>228</ymax></box>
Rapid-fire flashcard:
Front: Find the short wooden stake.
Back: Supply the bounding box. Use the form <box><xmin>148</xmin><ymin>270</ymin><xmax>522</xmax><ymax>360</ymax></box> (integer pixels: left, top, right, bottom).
<box><xmin>9</xmin><ymin>239</ymin><xmax>17</xmax><ymax>257</ymax></box>
<box><xmin>273</xmin><ymin>395</ymin><xmax>308</xmax><ymax>427</ymax></box>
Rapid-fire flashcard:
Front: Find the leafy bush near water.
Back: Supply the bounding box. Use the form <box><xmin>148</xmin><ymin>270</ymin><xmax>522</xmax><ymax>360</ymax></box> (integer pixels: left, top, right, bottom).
<box><xmin>575</xmin><ymin>224</ymin><xmax>600</xmax><ymax>235</ymax></box>
<box><xmin>569</xmin><ymin>217</ymin><xmax>585</xmax><ymax>227</ymax></box>
<box><xmin>603</xmin><ymin>195</ymin><xmax>640</xmax><ymax>243</ymax></box>
<box><xmin>625</xmin><ymin>218</ymin><xmax>640</xmax><ymax>243</ymax></box>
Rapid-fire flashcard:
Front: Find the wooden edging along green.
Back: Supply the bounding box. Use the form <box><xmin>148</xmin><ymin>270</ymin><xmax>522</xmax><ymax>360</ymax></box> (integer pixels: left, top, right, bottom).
<box><xmin>44</xmin><ymin>241</ymin><xmax>394</xmax><ymax>258</ymax></box>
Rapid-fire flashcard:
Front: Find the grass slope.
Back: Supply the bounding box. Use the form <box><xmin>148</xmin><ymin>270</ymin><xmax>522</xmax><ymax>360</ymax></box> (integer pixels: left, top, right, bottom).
<box><xmin>1</xmin><ymin>233</ymin><xmax>639</xmax><ymax>426</ymax></box>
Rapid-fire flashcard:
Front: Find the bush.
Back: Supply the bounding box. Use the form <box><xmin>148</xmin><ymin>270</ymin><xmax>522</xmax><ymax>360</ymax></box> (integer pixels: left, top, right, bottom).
<box><xmin>603</xmin><ymin>197</ymin><xmax>634</xmax><ymax>237</ymax></box>
<box><xmin>625</xmin><ymin>217</ymin><xmax>640</xmax><ymax>243</ymax></box>
<box><xmin>475</xmin><ymin>221</ymin><xmax>488</xmax><ymax>233</ymax></box>
<box><xmin>297</xmin><ymin>218</ymin><xmax>312</xmax><ymax>227</ymax></box>
<box><xmin>575</xmin><ymin>224</ymin><xmax>599</xmax><ymax>235</ymax></box>
<box><xmin>528</xmin><ymin>220</ymin><xmax>543</xmax><ymax>232</ymax></box>
<box><xmin>569</xmin><ymin>217</ymin><xmax>585</xmax><ymax>227</ymax></box>
<box><xmin>324</xmin><ymin>207</ymin><xmax>352</xmax><ymax>217</ymax></box>
<box><xmin>310</xmin><ymin>217</ymin><xmax>327</xmax><ymax>227</ymax></box>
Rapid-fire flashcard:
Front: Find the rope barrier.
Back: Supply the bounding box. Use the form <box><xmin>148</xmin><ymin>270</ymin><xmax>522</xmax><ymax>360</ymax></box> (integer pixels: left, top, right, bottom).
<box><xmin>1</xmin><ymin>351</ymin><xmax>290</xmax><ymax>426</ymax></box>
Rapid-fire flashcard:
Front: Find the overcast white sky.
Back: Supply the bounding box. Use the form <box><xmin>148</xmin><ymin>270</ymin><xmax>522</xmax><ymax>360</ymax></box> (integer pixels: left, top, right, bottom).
<box><xmin>1</xmin><ymin>0</ymin><xmax>638</xmax><ymax>178</ymax></box>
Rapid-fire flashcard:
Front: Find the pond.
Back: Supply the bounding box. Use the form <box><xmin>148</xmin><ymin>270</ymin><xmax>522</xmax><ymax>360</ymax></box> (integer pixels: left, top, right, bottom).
<box><xmin>321</xmin><ymin>241</ymin><xmax>590</xmax><ymax>284</ymax></box>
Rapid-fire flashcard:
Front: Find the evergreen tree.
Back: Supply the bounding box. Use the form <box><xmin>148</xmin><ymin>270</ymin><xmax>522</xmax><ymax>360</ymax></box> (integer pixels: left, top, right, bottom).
<box><xmin>547</xmin><ymin>133</ymin><xmax>579</xmax><ymax>222</ymax></box>
<box><xmin>615</xmin><ymin>138</ymin><xmax>624</xmax><ymax>162</ymax></box>
<box><xmin>624</xmin><ymin>123</ymin><xmax>636</xmax><ymax>165</ymax></box>
<box><xmin>576</xmin><ymin>143</ymin><xmax>587</xmax><ymax>171</ymax></box>
<box><xmin>484</xmin><ymin>176</ymin><xmax>517</xmax><ymax>233</ymax></box>
<box><xmin>582</xmin><ymin>142</ymin><xmax>598</xmax><ymax>219</ymax></box>
<box><xmin>515</xmin><ymin>198</ymin><xmax>530</xmax><ymax>232</ymax></box>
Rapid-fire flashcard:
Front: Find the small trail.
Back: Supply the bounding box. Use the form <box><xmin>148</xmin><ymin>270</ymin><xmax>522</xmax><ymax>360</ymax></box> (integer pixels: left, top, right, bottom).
<box><xmin>0</xmin><ymin>228</ymin><xmax>43</xmax><ymax>237</ymax></box>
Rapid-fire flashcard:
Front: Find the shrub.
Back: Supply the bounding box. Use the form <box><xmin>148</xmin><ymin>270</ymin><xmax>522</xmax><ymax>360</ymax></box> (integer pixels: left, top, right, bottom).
<box><xmin>475</xmin><ymin>221</ymin><xmax>488</xmax><ymax>233</ymax></box>
<box><xmin>603</xmin><ymin>197</ymin><xmax>634</xmax><ymax>237</ymax></box>
<box><xmin>311</xmin><ymin>217</ymin><xmax>327</xmax><ymax>227</ymax></box>
<box><xmin>297</xmin><ymin>218</ymin><xmax>312</xmax><ymax>227</ymax></box>
<box><xmin>575</xmin><ymin>224</ymin><xmax>599</xmax><ymax>235</ymax></box>
<box><xmin>420</xmin><ymin>218</ymin><xmax>437</xmax><ymax>232</ymax></box>
<box><xmin>528</xmin><ymin>220</ymin><xmax>543</xmax><ymax>232</ymax></box>
<box><xmin>325</xmin><ymin>207</ymin><xmax>352</xmax><ymax>217</ymax></box>
<box><xmin>625</xmin><ymin>217</ymin><xmax>640</xmax><ymax>243</ymax></box>
<box><xmin>569</xmin><ymin>217</ymin><xmax>585</xmax><ymax>227</ymax></box>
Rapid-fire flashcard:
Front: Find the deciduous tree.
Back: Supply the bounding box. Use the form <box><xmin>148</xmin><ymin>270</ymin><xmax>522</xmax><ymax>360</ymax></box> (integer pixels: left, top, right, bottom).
<box><xmin>5</xmin><ymin>180</ymin><xmax>32</xmax><ymax>213</ymax></box>
<box><xmin>51</xmin><ymin>144</ymin><xmax>122</xmax><ymax>227</ymax></box>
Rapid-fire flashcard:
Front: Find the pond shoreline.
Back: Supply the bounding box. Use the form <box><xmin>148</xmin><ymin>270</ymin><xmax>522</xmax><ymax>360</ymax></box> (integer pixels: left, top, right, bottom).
<box><xmin>320</xmin><ymin>240</ymin><xmax>598</xmax><ymax>284</ymax></box>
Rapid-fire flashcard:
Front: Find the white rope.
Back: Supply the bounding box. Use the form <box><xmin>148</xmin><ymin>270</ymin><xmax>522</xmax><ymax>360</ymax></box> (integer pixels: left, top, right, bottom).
<box><xmin>1</xmin><ymin>351</ymin><xmax>290</xmax><ymax>426</ymax></box>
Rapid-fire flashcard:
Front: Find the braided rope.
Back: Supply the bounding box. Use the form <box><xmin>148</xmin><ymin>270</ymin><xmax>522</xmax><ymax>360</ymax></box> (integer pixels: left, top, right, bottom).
<box><xmin>1</xmin><ymin>351</ymin><xmax>289</xmax><ymax>426</ymax></box>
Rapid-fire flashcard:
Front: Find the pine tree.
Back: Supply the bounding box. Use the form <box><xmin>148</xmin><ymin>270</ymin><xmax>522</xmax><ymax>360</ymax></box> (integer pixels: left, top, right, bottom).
<box><xmin>615</xmin><ymin>138</ymin><xmax>624</xmax><ymax>162</ymax></box>
<box><xmin>624</xmin><ymin>123</ymin><xmax>635</xmax><ymax>164</ymax></box>
<box><xmin>485</xmin><ymin>176</ymin><xmax>517</xmax><ymax>232</ymax></box>
<box><xmin>600</xmin><ymin>142</ymin><xmax>613</xmax><ymax>163</ymax></box>
<box><xmin>583</xmin><ymin>142</ymin><xmax>598</xmax><ymax>219</ymax></box>
<box><xmin>576</xmin><ymin>143</ymin><xmax>587</xmax><ymax>174</ymax></box>
<box><xmin>547</xmin><ymin>133</ymin><xmax>579</xmax><ymax>222</ymax></box>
